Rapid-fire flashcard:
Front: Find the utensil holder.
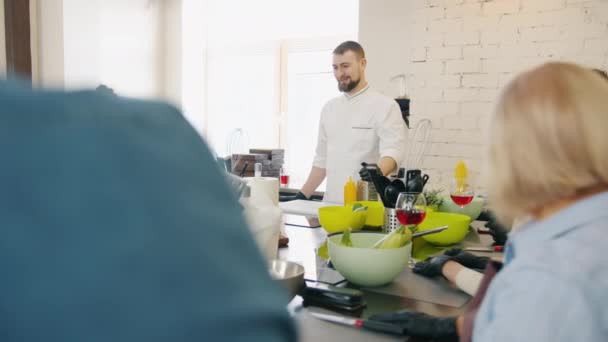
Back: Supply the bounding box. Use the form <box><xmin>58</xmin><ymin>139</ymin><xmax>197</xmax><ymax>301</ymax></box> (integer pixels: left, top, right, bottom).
<box><xmin>383</xmin><ymin>208</ymin><xmax>399</xmax><ymax>233</ymax></box>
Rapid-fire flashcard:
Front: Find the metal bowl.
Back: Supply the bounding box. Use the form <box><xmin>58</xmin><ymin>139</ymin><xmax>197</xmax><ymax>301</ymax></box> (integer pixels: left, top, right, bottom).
<box><xmin>269</xmin><ymin>259</ymin><xmax>305</xmax><ymax>300</ymax></box>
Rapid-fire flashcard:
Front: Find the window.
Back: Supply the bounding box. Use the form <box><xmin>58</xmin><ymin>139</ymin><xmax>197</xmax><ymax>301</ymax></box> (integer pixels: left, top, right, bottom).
<box><xmin>193</xmin><ymin>0</ymin><xmax>359</xmax><ymax>190</ymax></box>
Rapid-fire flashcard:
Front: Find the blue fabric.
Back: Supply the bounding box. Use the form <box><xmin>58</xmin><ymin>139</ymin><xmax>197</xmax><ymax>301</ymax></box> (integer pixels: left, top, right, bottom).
<box><xmin>474</xmin><ymin>191</ymin><xmax>608</xmax><ymax>341</ymax></box>
<box><xmin>0</xmin><ymin>82</ymin><xmax>296</xmax><ymax>341</ymax></box>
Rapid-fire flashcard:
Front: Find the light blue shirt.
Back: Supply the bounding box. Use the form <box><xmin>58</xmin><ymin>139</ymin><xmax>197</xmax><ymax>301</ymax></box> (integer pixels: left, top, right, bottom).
<box><xmin>474</xmin><ymin>191</ymin><xmax>608</xmax><ymax>341</ymax></box>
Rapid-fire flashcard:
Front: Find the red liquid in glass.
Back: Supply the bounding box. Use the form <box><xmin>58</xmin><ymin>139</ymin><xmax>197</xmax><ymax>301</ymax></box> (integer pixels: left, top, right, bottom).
<box><xmin>396</xmin><ymin>209</ymin><xmax>426</xmax><ymax>225</ymax></box>
<box><xmin>280</xmin><ymin>175</ymin><xmax>290</xmax><ymax>186</ymax></box>
<box><xmin>451</xmin><ymin>194</ymin><xmax>474</xmax><ymax>206</ymax></box>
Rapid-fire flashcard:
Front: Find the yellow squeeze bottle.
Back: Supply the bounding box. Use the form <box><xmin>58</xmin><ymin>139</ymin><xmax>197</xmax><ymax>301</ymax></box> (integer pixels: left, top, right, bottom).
<box><xmin>344</xmin><ymin>177</ymin><xmax>357</xmax><ymax>205</ymax></box>
<box><xmin>454</xmin><ymin>161</ymin><xmax>468</xmax><ymax>191</ymax></box>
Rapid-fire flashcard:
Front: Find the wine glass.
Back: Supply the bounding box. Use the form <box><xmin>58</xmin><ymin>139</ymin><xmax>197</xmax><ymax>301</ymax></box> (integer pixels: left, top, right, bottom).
<box><xmin>395</xmin><ymin>192</ymin><xmax>427</xmax><ymax>267</ymax></box>
<box><xmin>450</xmin><ymin>177</ymin><xmax>475</xmax><ymax>207</ymax></box>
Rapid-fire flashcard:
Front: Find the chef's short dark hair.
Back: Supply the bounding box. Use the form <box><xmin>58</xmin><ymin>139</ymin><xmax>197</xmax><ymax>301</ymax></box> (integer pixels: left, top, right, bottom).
<box><xmin>333</xmin><ymin>41</ymin><xmax>365</xmax><ymax>60</ymax></box>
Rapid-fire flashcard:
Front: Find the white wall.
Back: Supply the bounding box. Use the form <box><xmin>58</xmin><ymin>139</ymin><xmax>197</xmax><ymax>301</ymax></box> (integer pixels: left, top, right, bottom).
<box><xmin>360</xmin><ymin>0</ymin><xmax>608</xmax><ymax>192</ymax></box>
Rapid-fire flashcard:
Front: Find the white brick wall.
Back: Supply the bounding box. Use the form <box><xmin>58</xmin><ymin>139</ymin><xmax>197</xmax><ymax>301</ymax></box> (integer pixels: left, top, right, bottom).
<box><xmin>360</xmin><ymin>0</ymin><xmax>608</xmax><ymax>193</ymax></box>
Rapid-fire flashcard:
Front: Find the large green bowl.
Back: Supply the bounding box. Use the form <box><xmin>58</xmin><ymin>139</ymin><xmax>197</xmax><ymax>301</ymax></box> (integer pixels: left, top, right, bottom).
<box><xmin>439</xmin><ymin>196</ymin><xmax>484</xmax><ymax>221</ymax></box>
<box><xmin>328</xmin><ymin>231</ymin><xmax>410</xmax><ymax>287</ymax></box>
<box><xmin>417</xmin><ymin>212</ymin><xmax>471</xmax><ymax>246</ymax></box>
<box><xmin>354</xmin><ymin>200</ymin><xmax>384</xmax><ymax>227</ymax></box>
<box><xmin>318</xmin><ymin>205</ymin><xmax>367</xmax><ymax>233</ymax></box>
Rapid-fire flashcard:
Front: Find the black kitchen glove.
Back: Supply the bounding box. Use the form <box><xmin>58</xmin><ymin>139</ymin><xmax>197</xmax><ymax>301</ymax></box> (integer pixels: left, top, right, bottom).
<box><xmin>358</xmin><ymin>166</ymin><xmax>373</xmax><ymax>182</ymax></box>
<box><xmin>484</xmin><ymin>212</ymin><xmax>509</xmax><ymax>246</ymax></box>
<box><xmin>443</xmin><ymin>248</ymin><xmax>490</xmax><ymax>270</ymax></box>
<box><xmin>368</xmin><ymin>310</ymin><xmax>458</xmax><ymax>340</ymax></box>
<box><xmin>412</xmin><ymin>254</ymin><xmax>452</xmax><ymax>278</ymax></box>
<box><xmin>279</xmin><ymin>191</ymin><xmax>309</xmax><ymax>202</ymax></box>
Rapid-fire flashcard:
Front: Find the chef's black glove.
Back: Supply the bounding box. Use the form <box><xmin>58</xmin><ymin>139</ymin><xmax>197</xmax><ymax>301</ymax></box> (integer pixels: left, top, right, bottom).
<box><xmin>443</xmin><ymin>248</ymin><xmax>490</xmax><ymax>270</ymax></box>
<box><xmin>279</xmin><ymin>191</ymin><xmax>309</xmax><ymax>202</ymax></box>
<box><xmin>485</xmin><ymin>212</ymin><xmax>509</xmax><ymax>246</ymax></box>
<box><xmin>369</xmin><ymin>310</ymin><xmax>458</xmax><ymax>340</ymax></box>
<box><xmin>412</xmin><ymin>254</ymin><xmax>451</xmax><ymax>278</ymax></box>
<box><xmin>358</xmin><ymin>166</ymin><xmax>373</xmax><ymax>182</ymax></box>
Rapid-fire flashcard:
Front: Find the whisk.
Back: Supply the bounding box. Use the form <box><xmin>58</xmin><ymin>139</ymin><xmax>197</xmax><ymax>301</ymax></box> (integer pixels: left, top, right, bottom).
<box><xmin>403</xmin><ymin>119</ymin><xmax>432</xmax><ymax>171</ymax></box>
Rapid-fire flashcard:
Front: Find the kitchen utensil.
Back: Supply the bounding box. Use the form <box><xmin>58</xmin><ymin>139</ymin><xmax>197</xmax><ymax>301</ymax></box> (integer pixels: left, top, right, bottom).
<box><xmin>417</xmin><ymin>212</ymin><xmax>471</xmax><ymax>245</ymax></box>
<box><xmin>405</xmin><ymin>169</ymin><xmax>430</xmax><ymax>193</ymax></box>
<box><xmin>384</xmin><ymin>178</ymin><xmax>407</xmax><ymax>208</ymax></box>
<box><xmin>309</xmin><ymin>312</ymin><xmax>404</xmax><ymax>336</ymax></box>
<box><xmin>440</xmin><ymin>195</ymin><xmax>485</xmax><ymax>221</ymax></box>
<box><xmin>238</xmin><ymin>162</ymin><xmax>248</xmax><ymax>177</ymax></box>
<box><xmin>411</xmin><ymin>225</ymin><xmax>448</xmax><ymax>238</ymax></box>
<box><xmin>318</xmin><ymin>205</ymin><xmax>368</xmax><ymax>233</ymax></box>
<box><xmin>361</xmin><ymin>163</ymin><xmax>390</xmax><ymax>207</ymax></box>
<box><xmin>269</xmin><ymin>259</ymin><xmax>305</xmax><ymax>301</ymax></box>
<box><xmin>328</xmin><ymin>231</ymin><xmax>411</xmax><ymax>287</ymax></box>
<box><xmin>403</xmin><ymin>119</ymin><xmax>432</xmax><ymax>171</ymax></box>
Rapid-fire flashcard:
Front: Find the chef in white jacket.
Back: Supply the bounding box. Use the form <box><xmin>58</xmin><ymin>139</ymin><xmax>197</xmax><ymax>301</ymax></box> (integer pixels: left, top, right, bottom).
<box><xmin>298</xmin><ymin>41</ymin><xmax>407</xmax><ymax>204</ymax></box>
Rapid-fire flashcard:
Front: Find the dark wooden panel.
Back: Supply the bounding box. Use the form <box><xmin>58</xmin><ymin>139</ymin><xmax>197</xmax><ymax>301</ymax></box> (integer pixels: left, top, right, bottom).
<box><xmin>4</xmin><ymin>0</ymin><xmax>32</xmax><ymax>84</ymax></box>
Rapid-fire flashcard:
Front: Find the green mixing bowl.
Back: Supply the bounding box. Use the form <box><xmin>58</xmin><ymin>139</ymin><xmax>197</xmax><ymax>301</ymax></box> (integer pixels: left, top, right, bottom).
<box><xmin>354</xmin><ymin>200</ymin><xmax>384</xmax><ymax>227</ymax></box>
<box><xmin>328</xmin><ymin>231</ymin><xmax>410</xmax><ymax>287</ymax></box>
<box><xmin>318</xmin><ymin>205</ymin><xmax>367</xmax><ymax>233</ymax></box>
<box><xmin>417</xmin><ymin>212</ymin><xmax>471</xmax><ymax>246</ymax></box>
<box><xmin>439</xmin><ymin>196</ymin><xmax>484</xmax><ymax>221</ymax></box>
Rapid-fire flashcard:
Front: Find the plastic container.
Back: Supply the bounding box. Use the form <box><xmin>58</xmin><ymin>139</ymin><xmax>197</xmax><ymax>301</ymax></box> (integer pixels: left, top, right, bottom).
<box><xmin>343</xmin><ymin>176</ymin><xmax>357</xmax><ymax>205</ymax></box>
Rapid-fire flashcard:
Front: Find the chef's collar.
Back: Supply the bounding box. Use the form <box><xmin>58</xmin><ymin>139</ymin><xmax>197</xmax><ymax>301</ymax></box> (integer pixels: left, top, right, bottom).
<box><xmin>344</xmin><ymin>84</ymin><xmax>369</xmax><ymax>100</ymax></box>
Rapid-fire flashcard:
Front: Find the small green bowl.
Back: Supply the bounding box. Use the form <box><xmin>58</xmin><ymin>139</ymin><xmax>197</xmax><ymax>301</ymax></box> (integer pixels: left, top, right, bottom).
<box><xmin>354</xmin><ymin>200</ymin><xmax>384</xmax><ymax>227</ymax></box>
<box><xmin>417</xmin><ymin>212</ymin><xmax>471</xmax><ymax>246</ymax></box>
<box><xmin>318</xmin><ymin>205</ymin><xmax>367</xmax><ymax>233</ymax></box>
<box><xmin>328</xmin><ymin>231</ymin><xmax>410</xmax><ymax>287</ymax></box>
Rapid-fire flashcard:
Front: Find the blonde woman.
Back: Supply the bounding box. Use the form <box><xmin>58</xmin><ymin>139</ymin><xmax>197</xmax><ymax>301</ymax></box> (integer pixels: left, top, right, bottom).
<box><xmin>368</xmin><ymin>62</ymin><xmax>608</xmax><ymax>341</ymax></box>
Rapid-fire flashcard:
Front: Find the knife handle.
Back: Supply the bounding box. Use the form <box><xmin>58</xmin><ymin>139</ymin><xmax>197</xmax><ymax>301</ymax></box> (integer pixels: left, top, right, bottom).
<box><xmin>361</xmin><ymin>319</ymin><xmax>404</xmax><ymax>335</ymax></box>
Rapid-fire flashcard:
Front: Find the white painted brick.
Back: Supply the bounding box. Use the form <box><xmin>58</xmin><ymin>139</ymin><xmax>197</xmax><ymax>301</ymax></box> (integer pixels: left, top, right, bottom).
<box><xmin>446</xmin><ymin>0</ymin><xmax>466</xmax><ymax>6</ymax></box>
<box><xmin>445</xmin><ymin>2</ymin><xmax>482</xmax><ymax>18</ymax></box>
<box><xmin>427</xmin><ymin>75</ymin><xmax>462</xmax><ymax>88</ymax></box>
<box><xmin>498</xmin><ymin>72</ymin><xmax>518</xmax><ymax>88</ymax></box>
<box><xmin>461</xmin><ymin>101</ymin><xmax>495</xmax><ymax>117</ymax></box>
<box><xmin>445</xmin><ymin>59</ymin><xmax>482</xmax><ymax>73</ymax></box>
<box><xmin>462</xmin><ymin>73</ymin><xmax>499</xmax><ymax>88</ymax></box>
<box><xmin>445</xmin><ymin>31</ymin><xmax>480</xmax><ymax>45</ymax></box>
<box><xmin>480</xmin><ymin>29</ymin><xmax>519</xmax><ymax>45</ymax></box>
<box><xmin>482</xmin><ymin>57</ymin><xmax>544</xmax><ymax>73</ymax></box>
<box><xmin>427</xmin><ymin>101</ymin><xmax>461</xmax><ymax>115</ymax></box>
<box><xmin>463</xmin><ymin>15</ymin><xmax>501</xmax><ymax>31</ymax></box>
<box><xmin>497</xmin><ymin>13</ymin><xmax>542</xmax><ymax>29</ymax></box>
<box><xmin>539</xmin><ymin>40</ymin><xmax>585</xmax><ymax>58</ymax></box>
<box><xmin>423</xmin><ymin>155</ymin><xmax>466</xmax><ymax>170</ymax></box>
<box><xmin>410</xmin><ymin>88</ymin><xmax>445</xmax><ymax>102</ymax></box>
<box><xmin>463</xmin><ymin>44</ymin><xmax>499</xmax><ymax>59</ymax></box>
<box><xmin>566</xmin><ymin>0</ymin><xmax>592</xmax><ymax>3</ymax></box>
<box><xmin>536</xmin><ymin>7</ymin><xmax>585</xmax><ymax>26</ymax></box>
<box><xmin>442</xmin><ymin>115</ymin><xmax>478</xmax><ymax>129</ymax></box>
<box><xmin>443</xmin><ymin>88</ymin><xmax>480</xmax><ymax>101</ymax></box>
<box><xmin>416</xmin><ymin>32</ymin><xmax>445</xmax><ymax>48</ymax></box>
<box><xmin>429</xmin><ymin>143</ymin><xmax>482</xmax><ymax>159</ymax></box>
<box><xmin>428</xmin><ymin>6</ymin><xmax>447</xmax><ymax>20</ymax></box>
<box><xmin>482</xmin><ymin>0</ymin><xmax>521</xmax><ymax>15</ymax></box>
<box><xmin>561</xmin><ymin>23</ymin><xmax>608</xmax><ymax>40</ymax></box>
<box><xmin>429</xmin><ymin>129</ymin><xmax>483</xmax><ymax>144</ymax></box>
<box><xmin>411</xmin><ymin>61</ymin><xmax>446</xmax><ymax>74</ymax></box>
<box><xmin>498</xmin><ymin>43</ymin><xmax>541</xmax><ymax>58</ymax></box>
<box><xmin>521</xmin><ymin>0</ymin><xmax>567</xmax><ymax>12</ymax></box>
<box><xmin>428</xmin><ymin>18</ymin><xmax>464</xmax><ymax>32</ymax></box>
<box><xmin>478</xmin><ymin>89</ymin><xmax>500</xmax><ymax>102</ymax></box>
<box><xmin>413</xmin><ymin>0</ymin><xmax>429</xmax><ymax>9</ymax></box>
<box><xmin>427</xmin><ymin>46</ymin><xmax>462</xmax><ymax>60</ymax></box>
<box><xmin>574</xmin><ymin>54</ymin><xmax>607</xmax><ymax>69</ymax></box>
<box><xmin>519</xmin><ymin>26</ymin><xmax>563</xmax><ymax>42</ymax></box>
<box><xmin>583</xmin><ymin>38</ymin><xmax>608</xmax><ymax>56</ymax></box>
<box><xmin>412</xmin><ymin>48</ymin><xmax>428</xmax><ymax>62</ymax></box>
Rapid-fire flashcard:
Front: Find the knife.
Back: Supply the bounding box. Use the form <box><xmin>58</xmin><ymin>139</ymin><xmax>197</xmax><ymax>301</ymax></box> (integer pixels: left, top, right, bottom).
<box><xmin>309</xmin><ymin>312</ymin><xmax>404</xmax><ymax>336</ymax></box>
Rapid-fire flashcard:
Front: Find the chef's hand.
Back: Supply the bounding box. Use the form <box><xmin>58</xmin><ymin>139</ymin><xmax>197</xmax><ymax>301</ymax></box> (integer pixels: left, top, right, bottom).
<box><xmin>358</xmin><ymin>166</ymin><xmax>372</xmax><ymax>182</ymax></box>
<box><xmin>486</xmin><ymin>219</ymin><xmax>509</xmax><ymax>246</ymax></box>
<box><xmin>444</xmin><ymin>248</ymin><xmax>490</xmax><ymax>270</ymax></box>
<box><xmin>412</xmin><ymin>254</ymin><xmax>451</xmax><ymax>278</ymax></box>
<box><xmin>369</xmin><ymin>310</ymin><xmax>458</xmax><ymax>340</ymax></box>
<box><xmin>279</xmin><ymin>191</ymin><xmax>309</xmax><ymax>202</ymax></box>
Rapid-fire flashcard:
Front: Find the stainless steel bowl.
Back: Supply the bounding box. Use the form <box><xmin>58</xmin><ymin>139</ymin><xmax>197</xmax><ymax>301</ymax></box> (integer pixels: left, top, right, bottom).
<box><xmin>269</xmin><ymin>259</ymin><xmax>305</xmax><ymax>300</ymax></box>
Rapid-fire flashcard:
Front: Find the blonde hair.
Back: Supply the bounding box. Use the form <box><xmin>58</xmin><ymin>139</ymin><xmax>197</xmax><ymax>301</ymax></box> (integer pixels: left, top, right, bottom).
<box><xmin>486</xmin><ymin>62</ymin><xmax>608</xmax><ymax>223</ymax></box>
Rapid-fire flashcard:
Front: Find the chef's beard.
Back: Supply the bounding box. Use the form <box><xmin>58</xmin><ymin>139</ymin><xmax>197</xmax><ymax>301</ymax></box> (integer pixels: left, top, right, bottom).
<box><xmin>338</xmin><ymin>77</ymin><xmax>360</xmax><ymax>92</ymax></box>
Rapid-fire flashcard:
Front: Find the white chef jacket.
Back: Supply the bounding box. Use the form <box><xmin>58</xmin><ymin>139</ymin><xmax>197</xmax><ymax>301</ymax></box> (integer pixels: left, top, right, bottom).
<box><xmin>312</xmin><ymin>85</ymin><xmax>407</xmax><ymax>204</ymax></box>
